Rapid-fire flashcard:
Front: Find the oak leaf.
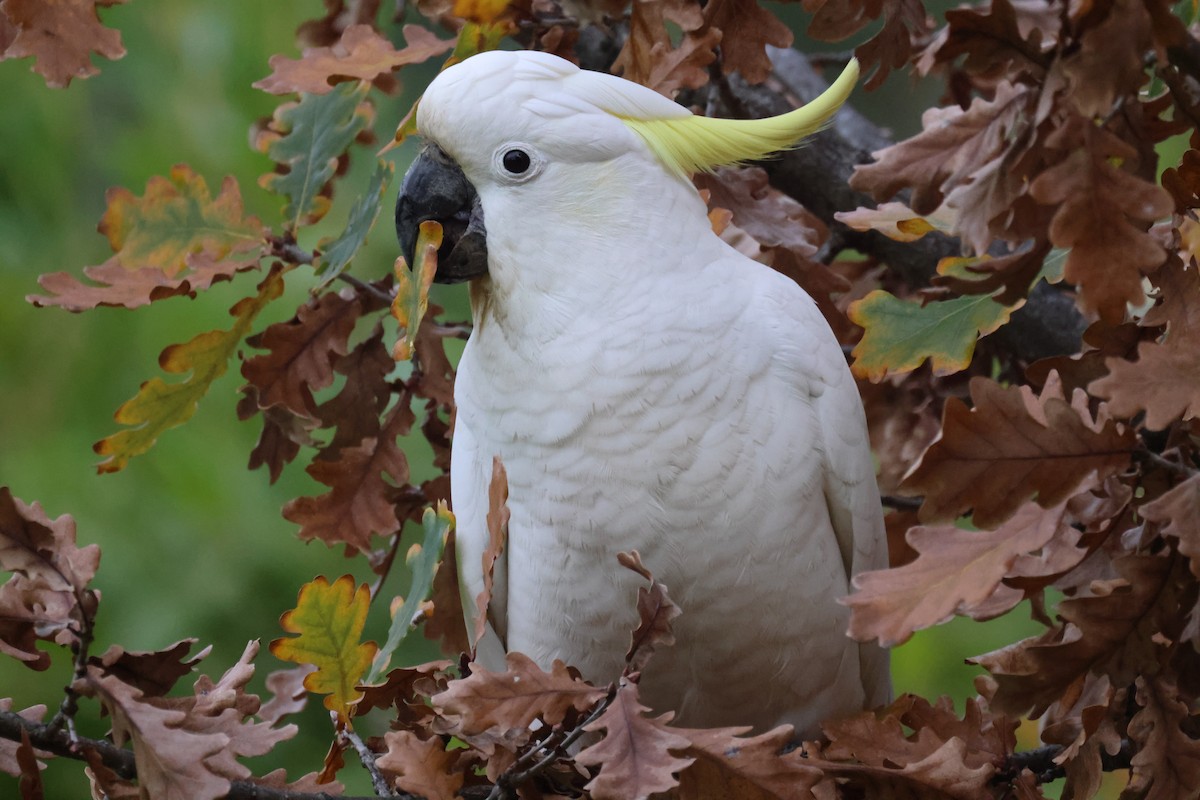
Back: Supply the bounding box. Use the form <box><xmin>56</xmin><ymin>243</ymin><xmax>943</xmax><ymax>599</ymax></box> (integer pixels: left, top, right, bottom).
<box><xmin>0</xmin><ymin>487</ymin><xmax>99</xmax><ymax>669</ymax></box>
<box><xmin>1029</xmin><ymin>125</ymin><xmax>1173</xmax><ymax>323</ymax></box>
<box><xmin>901</xmin><ymin>375</ymin><xmax>1135</xmax><ymax>527</ymax></box>
<box><xmin>392</xmin><ymin>221</ymin><xmax>442</xmax><ymax>361</ymax></box>
<box><xmin>618</xmin><ymin>551</ymin><xmax>682</xmax><ymax>672</ymax></box>
<box><xmin>850</xmin><ymin>81</ymin><xmax>1032</xmax><ymax>217</ymax></box>
<box><xmin>848</xmin><ymin>289</ymin><xmax>1018</xmax><ymax>380</ymax></box>
<box><xmin>1126</xmin><ymin>674</ymin><xmax>1200</xmax><ymax>800</ymax></box>
<box><xmin>846</xmin><ymin>501</ymin><xmax>1073</xmax><ymax>646</ymax></box>
<box><xmin>316</xmin><ymin>160</ymin><xmax>393</xmax><ymax>288</ymax></box>
<box><xmin>255</xmin><ymin>24</ymin><xmax>453</xmax><ymax>95</ymax></box>
<box><xmin>973</xmin><ymin>554</ymin><xmax>1180</xmax><ymax>716</ymax></box>
<box><xmin>473</xmin><ymin>457</ymin><xmax>509</xmax><ymax>651</ymax></box>
<box><xmin>241</xmin><ymin>290</ymin><xmax>363</xmax><ymax>419</ymax></box>
<box><xmin>576</xmin><ymin>681</ymin><xmax>694</xmax><ymax>800</ymax></box>
<box><xmin>258</xmin><ymin>83</ymin><xmax>373</xmax><ymax>229</ymax></box>
<box><xmin>701</xmin><ymin>0</ymin><xmax>792</xmax><ymax>84</ymax></box>
<box><xmin>613</xmin><ymin>0</ymin><xmax>720</xmax><ymax>95</ymax></box>
<box><xmin>376</xmin><ymin>729</ymin><xmax>464</xmax><ymax>800</ymax></box>
<box><xmin>316</xmin><ymin>324</ymin><xmax>394</xmax><ymax>453</ymax></box>
<box><xmin>674</xmin><ymin>724</ymin><xmax>825</xmax><ymax>800</ymax></box>
<box><xmin>90</xmin><ymin>639</ymin><xmax>208</xmax><ymax>698</ymax></box>
<box><xmin>271</xmin><ymin>575</ymin><xmax>378</xmax><ymax>724</ymax></box>
<box><xmin>433</xmin><ymin>651</ymin><xmax>605</xmax><ymax>736</ymax></box>
<box><xmin>1</xmin><ymin>0</ymin><xmax>125</xmax><ymax>87</ymax></box>
<box><xmin>259</xmin><ymin>664</ymin><xmax>316</xmax><ymax>726</ymax></box>
<box><xmin>282</xmin><ymin>403</ymin><xmax>413</xmax><ymax>553</ymax></box>
<box><xmin>836</xmin><ymin>202</ymin><xmax>957</xmax><ymax>243</ymax></box>
<box><xmin>94</xmin><ymin>266</ymin><xmax>285</xmax><ymax>473</ymax></box>
<box><xmin>424</xmin><ymin>527</ymin><xmax>471</xmax><ymax>657</ymax></box>
<box><xmin>1090</xmin><ymin>328</ymin><xmax>1200</xmax><ymax>429</ymax></box>
<box><xmin>369</xmin><ymin>503</ymin><xmax>452</xmax><ymax>681</ymax></box>
<box><xmin>1140</xmin><ymin>475</ymin><xmax>1200</xmax><ymax>579</ymax></box>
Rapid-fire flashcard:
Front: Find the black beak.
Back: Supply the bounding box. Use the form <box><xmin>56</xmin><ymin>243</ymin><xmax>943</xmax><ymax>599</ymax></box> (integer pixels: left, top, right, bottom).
<box><xmin>395</xmin><ymin>143</ymin><xmax>489</xmax><ymax>284</ymax></box>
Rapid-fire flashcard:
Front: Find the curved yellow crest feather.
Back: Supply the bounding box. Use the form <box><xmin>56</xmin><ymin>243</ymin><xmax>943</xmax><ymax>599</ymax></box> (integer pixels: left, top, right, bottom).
<box><xmin>620</xmin><ymin>59</ymin><xmax>859</xmax><ymax>178</ymax></box>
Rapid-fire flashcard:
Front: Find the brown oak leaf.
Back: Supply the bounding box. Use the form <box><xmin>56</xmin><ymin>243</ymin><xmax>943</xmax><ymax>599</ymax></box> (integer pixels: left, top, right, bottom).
<box><xmin>255</xmin><ymin>24</ymin><xmax>453</xmax><ymax>95</ymax></box>
<box><xmin>576</xmin><ymin>680</ymin><xmax>694</xmax><ymax>800</ymax></box>
<box><xmin>1126</xmin><ymin>674</ymin><xmax>1200</xmax><ymax>800</ymax></box>
<box><xmin>316</xmin><ymin>324</ymin><xmax>394</xmax><ymax>452</ymax></box>
<box><xmin>674</xmin><ymin>724</ymin><xmax>825</xmax><ymax>800</ymax></box>
<box><xmin>241</xmin><ymin>290</ymin><xmax>363</xmax><ymax>419</ymax></box>
<box><xmin>846</xmin><ymin>501</ymin><xmax>1074</xmax><ymax>646</ymax></box>
<box><xmin>1090</xmin><ymin>326</ymin><xmax>1200</xmax><ymax>429</ymax></box>
<box><xmin>376</xmin><ymin>729</ymin><xmax>464</xmax><ymax>800</ymax></box>
<box><xmin>1</xmin><ymin>0</ymin><xmax>125</xmax><ymax>87</ymax></box>
<box><xmin>850</xmin><ymin>81</ymin><xmax>1033</xmax><ymax>217</ymax></box>
<box><xmin>259</xmin><ymin>664</ymin><xmax>316</xmax><ymax>726</ymax></box>
<box><xmin>90</xmin><ymin>639</ymin><xmax>209</xmax><ymax>698</ymax></box>
<box><xmin>612</xmin><ymin>0</ymin><xmax>720</xmax><ymax>96</ymax></box>
<box><xmin>618</xmin><ymin>551</ymin><xmax>682</xmax><ymax>673</ymax></box>
<box><xmin>972</xmin><ymin>554</ymin><xmax>1181</xmax><ymax>716</ymax></box>
<box><xmin>1140</xmin><ymin>475</ymin><xmax>1200</xmax><ymax>579</ymax></box>
<box><xmin>0</xmin><ymin>488</ymin><xmax>99</xmax><ymax>669</ymax></box>
<box><xmin>282</xmin><ymin>404</ymin><xmax>413</xmax><ymax>553</ymax></box>
<box><xmin>901</xmin><ymin>375</ymin><xmax>1135</xmax><ymax>527</ymax></box>
<box><xmin>1030</xmin><ymin>125</ymin><xmax>1173</xmax><ymax>323</ymax></box>
<box><xmin>433</xmin><ymin>651</ymin><xmax>605</xmax><ymax>737</ymax></box>
<box><xmin>701</xmin><ymin>0</ymin><xmax>792</xmax><ymax>84</ymax></box>
<box><xmin>474</xmin><ymin>457</ymin><xmax>509</xmax><ymax>650</ymax></box>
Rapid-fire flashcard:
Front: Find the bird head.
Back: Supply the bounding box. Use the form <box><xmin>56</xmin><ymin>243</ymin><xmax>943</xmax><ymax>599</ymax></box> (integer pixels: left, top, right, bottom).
<box><xmin>395</xmin><ymin>50</ymin><xmax>858</xmax><ymax>289</ymax></box>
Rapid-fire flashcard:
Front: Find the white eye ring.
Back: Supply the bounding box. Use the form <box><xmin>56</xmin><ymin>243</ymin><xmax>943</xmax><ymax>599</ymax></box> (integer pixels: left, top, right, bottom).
<box><xmin>493</xmin><ymin>142</ymin><xmax>544</xmax><ymax>183</ymax></box>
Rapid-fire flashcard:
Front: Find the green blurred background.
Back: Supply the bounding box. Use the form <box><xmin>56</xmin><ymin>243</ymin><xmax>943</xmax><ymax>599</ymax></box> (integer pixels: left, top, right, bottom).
<box><xmin>0</xmin><ymin>3</ymin><xmax>1049</xmax><ymax>796</ymax></box>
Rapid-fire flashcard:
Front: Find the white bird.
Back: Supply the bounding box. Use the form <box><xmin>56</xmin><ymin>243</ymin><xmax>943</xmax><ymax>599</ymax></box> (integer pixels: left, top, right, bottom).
<box><xmin>394</xmin><ymin>49</ymin><xmax>889</xmax><ymax>737</ymax></box>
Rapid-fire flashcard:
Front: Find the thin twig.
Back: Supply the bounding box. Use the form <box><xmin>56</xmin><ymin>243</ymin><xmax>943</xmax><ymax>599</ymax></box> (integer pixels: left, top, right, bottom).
<box><xmin>338</xmin><ymin>272</ymin><xmax>396</xmax><ymax>305</ymax></box>
<box><xmin>343</xmin><ymin>725</ymin><xmax>396</xmax><ymax>797</ymax></box>
<box><xmin>1136</xmin><ymin>447</ymin><xmax>1199</xmax><ymax>478</ymax></box>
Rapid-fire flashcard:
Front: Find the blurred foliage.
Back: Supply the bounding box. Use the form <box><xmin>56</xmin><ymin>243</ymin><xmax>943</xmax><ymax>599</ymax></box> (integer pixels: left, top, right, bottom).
<box><xmin>0</xmin><ymin>1</ymin><xmax>1046</xmax><ymax>795</ymax></box>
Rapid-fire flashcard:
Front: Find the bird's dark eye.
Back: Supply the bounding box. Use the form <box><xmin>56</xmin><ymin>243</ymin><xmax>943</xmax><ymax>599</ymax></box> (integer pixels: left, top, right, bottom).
<box><xmin>502</xmin><ymin>149</ymin><xmax>531</xmax><ymax>175</ymax></box>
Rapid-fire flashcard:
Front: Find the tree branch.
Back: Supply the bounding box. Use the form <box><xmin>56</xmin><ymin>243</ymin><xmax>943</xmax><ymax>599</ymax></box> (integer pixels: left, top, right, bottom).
<box><xmin>0</xmin><ymin>709</ymin><xmax>378</xmax><ymax>800</ymax></box>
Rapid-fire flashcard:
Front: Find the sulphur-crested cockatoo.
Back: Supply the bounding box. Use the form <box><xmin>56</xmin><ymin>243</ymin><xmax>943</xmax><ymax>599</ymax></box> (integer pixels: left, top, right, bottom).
<box><xmin>395</xmin><ymin>50</ymin><xmax>889</xmax><ymax>736</ymax></box>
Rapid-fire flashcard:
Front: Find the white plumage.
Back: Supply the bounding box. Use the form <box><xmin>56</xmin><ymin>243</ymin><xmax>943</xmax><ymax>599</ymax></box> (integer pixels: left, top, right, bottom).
<box><xmin>411</xmin><ymin>50</ymin><xmax>890</xmax><ymax>736</ymax></box>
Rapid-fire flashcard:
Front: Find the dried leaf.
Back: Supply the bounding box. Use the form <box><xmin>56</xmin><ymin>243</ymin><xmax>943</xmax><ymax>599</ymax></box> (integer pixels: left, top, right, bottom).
<box><xmin>259</xmin><ymin>664</ymin><xmax>316</xmax><ymax>726</ymax></box>
<box><xmin>474</xmin><ymin>457</ymin><xmax>509</xmax><ymax>650</ymax></box>
<box><xmin>1126</xmin><ymin>674</ymin><xmax>1200</xmax><ymax>800</ymax></box>
<box><xmin>368</xmin><ymin>502</ymin><xmax>452</xmax><ymax>682</ymax></box>
<box><xmin>259</xmin><ymin>83</ymin><xmax>373</xmax><ymax>229</ymax></box>
<box><xmin>424</xmin><ymin>527</ymin><xmax>471</xmax><ymax>657</ymax></box>
<box><xmin>846</xmin><ymin>501</ymin><xmax>1073</xmax><ymax>646</ymax></box>
<box><xmin>1</xmin><ymin>0</ymin><xmax>125</xmax><ymax>87</ymax></box>
<box><xmin>90</xmin><ymin>639</ymin><xmax>207</xmax><ymax>697</ymax></box>
<box><xmin>618</xmin><ymin>551</ymin><xmax>681</xmax><ymax>672</ymax></box>
<box><xmin>1030</xmin><ymin>126</ymin><xmax>1173</xmax><ymax>323</ymax></box>
<box><xmin>316</xmin><ymin>324</ymin><xmax>395</xmax><ymax>453</ymax></box>
<box><xmin>433</xmin><ymin>651</ymin><xmax>605</xmax><ymax>736</ymax></box>
<box><xmin>848</xmin><ymin>289</ymin><xmax>1019</xmax><ymax>380</ymax></box>
<box><xmin>0</xmin><ymin>488</ymin><xmax>99</xmax><ymax>669</ymax></box>
<box><xmin>376</xmin><ymin>729</ymin><xmax>464</xmax><ymax>800</ymax></box>
<box><xmin>1090</xmin><ymin>328</ymin><xmax>1200</xmax><ymax>429</ymax></box>
<box><xmin>836</xmin><ymin>202</ymin><xmax>958</xmax><ymax>242</ymax></box>
<box><xmin>241</xmin><ymin>290</ymin><xmax>363</xmax><ymax>419</ymax></box>
<box><xmin>701</xmin><ymin>0</ymin><xmax>792</xmax><ymax>84</ymax></box>
<box><xmin>255</xmin><ymin>24</ymin><xmax>453</xmax><ymax>95</ymax></box>
<box><xmin>270</xmin><ymin>574</ymin><xmax>379</xmax><ymax>724</ymax></box>
<box><xmin>576</xmin><ymin>681</ymin><xmax>694</xmax><ymax>800</ymax></box>
<box><xmin>16</xmin><ymin>728</ymin><xmax>43</xmax><ymax>800</ymax></box>
<box><xmin>613</xmin><ymin>0</ymin><xmax>720</xmax><ymax>95</ymax></box>
<box><xmin>973</xmin><ymin>554</ymin><xmax>1180</xmax><ymax>716</ymax></box>
<box><xmin>1140</xmin><ymin>475</ymin><xmax>1200</xmax><ymax>578</ymax></box>
<box><xmin>282</xmin><ymin>403</ymin><xmax>412</xmax><ymax>553</ymax></box>
<box><xmin>901</xmin><ymin>376</ymin><xmax>1135</xmax><ymax>527</ymax></box>
<box><xmin>94</xmin><ymin>266</ymin><xmax>285</xmax><ymax>473</ymax></box>
<box><xmin>674</xmin><ymin>724</ymin><xmax>824</xmax><ymax>800</ymax></box>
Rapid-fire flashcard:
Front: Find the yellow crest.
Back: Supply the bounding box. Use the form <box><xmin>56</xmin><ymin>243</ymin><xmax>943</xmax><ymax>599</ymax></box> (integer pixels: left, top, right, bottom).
<box><xmin>619</xmin><ymin>60</ymin><xmax>859</xmax><ymax>178</ymax></box>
